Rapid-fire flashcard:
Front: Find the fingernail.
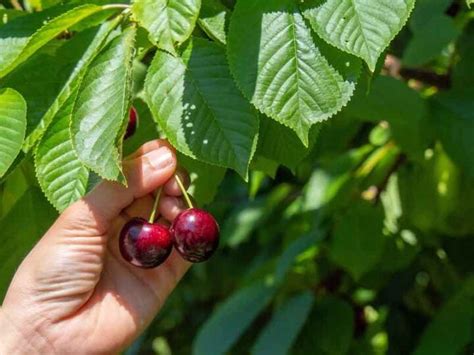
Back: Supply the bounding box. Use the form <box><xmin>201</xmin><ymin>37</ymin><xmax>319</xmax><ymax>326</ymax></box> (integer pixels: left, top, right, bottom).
<box><xmin>146</xmin><ymin>147</ymin><xmax>174</xmax><ymax>170</ymax></box>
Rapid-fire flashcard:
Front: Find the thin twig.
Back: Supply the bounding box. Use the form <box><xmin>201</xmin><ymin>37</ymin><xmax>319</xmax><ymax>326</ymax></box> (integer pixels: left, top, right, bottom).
<box><xmin>10</xmin><ymin>0</ymin><xmax>23</xmax><ymax>10</ymax></box>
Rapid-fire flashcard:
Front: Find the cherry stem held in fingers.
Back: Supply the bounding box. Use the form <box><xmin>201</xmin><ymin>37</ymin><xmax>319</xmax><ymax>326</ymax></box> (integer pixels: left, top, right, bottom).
<box><xmin>148</xmin><ymin>187</ymin><xmax>162</xmax><ymax>223</ymax></box>
<box><xmin>175</xmin><ymin>174</ymin><xmax>193</xmax><ymax>209</ymax></box>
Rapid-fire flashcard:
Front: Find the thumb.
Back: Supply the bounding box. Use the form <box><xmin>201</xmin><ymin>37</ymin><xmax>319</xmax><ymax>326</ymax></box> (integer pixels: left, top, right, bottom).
<box><xmin>1</xmin><ymin>140</ymin><xmax>177</xmax><ymax>321</ymax></box>
<box><xmin>59</xmin><ymin>140</ymin><xmax>177</xmax><ymax>234</ymax></box>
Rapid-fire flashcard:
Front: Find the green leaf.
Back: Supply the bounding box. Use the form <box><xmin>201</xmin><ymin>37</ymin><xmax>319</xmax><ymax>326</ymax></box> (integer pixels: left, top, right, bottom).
<box><xmin>227</xmin><ymin>0</ymin><xmax>354</xmax><ymax>145</ymax></box>
<box><xmin>179</xmin><ymin>154</ymin><xmax>226</xmax><ymax>206</ymax></box>
<box><xmin>274</xmin><ymin>233</ymin><xmax>319</xmax><ymax>284</ymax></box>
<box><xmin>376</xmin><ymin>231</ymin><xmax>419</xmax><ymax>273</ymax></box>
<box><xmin>409</xmin><ymin>0</ymin><xmax>452</xmax><ymax>32</ymax></box>
<box><xmin>2</xmin><ymin>31</ymin><xmax>97</xmax><ymax>146</ymax></box>
<box><xmin>193</xmin><ymin>283</ymin><xmax>276</xmax><ymax>355</ymax></box>
<box><xmin>132</xmin><ymin>0</ymin><xmax>201</xmax><ymax>54</ymax></box>
<box><xmin>330</xmin><ymin>200</ymin><xmax>386</xmax><ymax>279</ymax></box>
<box><xmin>145</xmin><ymin>37</ymin><xmax>259</xmax><ymax>178</ymax></box>
<box><xmin>347</xmin><ymin>76</ymin><xmax>431</xmax><ymax>160</ymax></box>
<box><xmin>123</xmin><ymin>99</ymin><xmax>160</xmax><ymax>157</ymax></box>
<box><xmin>0</xmin><ymin>187</ymin><xmax>57</xmax><ymax>300</ymax></box>
<box><xmin>0</xmin><ymin>9</ymin><xmax>26</xmax><ymax>26</ymax></box>
<box><xmin>452</xmin><ymin>23</ymin><xmax>474</xmax><ymax>89</ymax></box>
<box><xmin>257</xmin><ymin>115</ymin><xmax>319</xmax><ymax>170</ymax></box>
<box><xmin>301</xmin><ymin>145</ymin><xmax>373</xmax><ymax>215</ymax></box>
<box><xmin>293</xmin><ymin>296</ymin><xmax>354</xmax><ymax>355</ymax></box>
<box><xmin>304</xmin><ymin>0</ymin><xmax>415</xmax><ymax>71</ymax></box>
<box><xmin>0</xmin><ymin>159</ymin><xmax>31</xmax><ymax>220</ymax></box>
<box><xmin>0</xmin><ymin>88</ymin><xmax>27</xmax><ymax>178</ymax></box>
<box><xmin>252</xmin><ymin>292</ymin><xmax>314</xmax><ymax>355</ymax></box>
<box><xmin>0</xmin><ymin>4</ymin><xmax>102</xmax><ymax>78</ymax></box>
<box><xmin>35</xmin><ymin>93</ymin><xmax>89</xmax><ymax>212</ymax></box>
<box><xmin>71</xmin><ymin>27</ymin><xmax>136</xmax><ymax>181</ymax></box>
<box><xmin>398</xmin><ymin>146</ymin><xmax>474</xmax><ymax>237</ymax></box>
<box><xmin>250</xmin><ymin>156</ymin><xmax>279</xmax><ymax>179</ymax></box>
<box><xmin>221</xmin><ymin>185</ymin><xmax>292</xmax><ymax>248</ymax></box>
<box><xmin>197</xmin><ymin>0</ymin><xmax>229</xmax><ymax>45</ymax></box>
<box><xmin>23</xmin><ymin>18</ymin><xmax>122</xmax><ymax>151</ymax></box>
<box><xmin>432</xmin><ymin>88</ymin><xmax>474</xmax><ymax>178</ymax></box>
<box><xmin>414</xmin><ymin>277</ymin><xmax>474</xmax><ymax>355</ymax></box>
<box><xmin>403</xmin><ymin>15</ymin><xmax>460</xmax><ymax>66</ymax></box>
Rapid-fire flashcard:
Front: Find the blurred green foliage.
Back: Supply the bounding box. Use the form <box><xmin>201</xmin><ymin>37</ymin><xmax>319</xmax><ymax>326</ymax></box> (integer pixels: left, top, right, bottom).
<box><xmin>1</xmin><ymin>0</ymin><xmax>474</xmax><ymax>354</ymax></box>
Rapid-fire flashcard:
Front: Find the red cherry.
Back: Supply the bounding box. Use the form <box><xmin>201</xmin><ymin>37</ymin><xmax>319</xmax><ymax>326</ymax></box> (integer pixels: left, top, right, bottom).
<box><xmin>119</xmin><ymin>217</ymin><xmax>172</xmax><ymax>268</ymax></box>
<box><xmin>171</xmin><ymin>208</ymin><xmax>220</xmax><ymax>263</ymax></box>
<box><xmin>124</xmin><ymin>106</ymin><xmax>138</xmax><ymax>139</ymax></box>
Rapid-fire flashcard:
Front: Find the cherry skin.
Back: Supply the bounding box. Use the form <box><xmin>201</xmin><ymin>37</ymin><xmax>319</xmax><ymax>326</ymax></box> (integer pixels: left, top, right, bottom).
<box><xmin>124</xmin><ymin>106</ymin><xmax>138</xmax><ymax>140</ymax></box>
<box><xmin>119</xmin><ymin>217</ymin><xmax>173</xmax><ymax>268</ymax></box>
<box><xmin>171</xmin><ymin>208</ymin><xmax>220</xmax><ymax>263</ymax></box>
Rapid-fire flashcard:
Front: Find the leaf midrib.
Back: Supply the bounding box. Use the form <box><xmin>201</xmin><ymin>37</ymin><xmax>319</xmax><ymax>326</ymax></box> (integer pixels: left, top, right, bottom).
<box><xmin>182</xmin><ymin>54</ymin><xmax>246</xmax><ymax>170</ymax></box>
<box><xmin>349</xmin><ymin>0</ymin><xmax>371</xmax><ymax>62</ymax></box>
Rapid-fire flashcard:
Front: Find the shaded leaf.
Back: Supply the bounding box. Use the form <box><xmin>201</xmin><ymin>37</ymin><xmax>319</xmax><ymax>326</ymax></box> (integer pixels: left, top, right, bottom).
<box><xmin>409</xmin><ymin>0</ymin><xmax>452</xmax><ymax>32</ymax></box>
<box><xmin>222</xmin><ymin>185</ymin><xmax>292</xmax><ymax>248</ymax></box>
<box><xmin>414</xmin><ymin>277</ymin><xmax>474</xmax><ymax>355</ymax></box>
<box><xmin>452</xmin><ymin>23</ymin><xmax>474</xmax><ymax>89</ymax></box>
<box><xmin>179</xmin><ymin>154</ymin><xmax>226</xmax><ymax>206</ymax></box>
<box><xmin>145</xmin><ymin>37</ymin><xmax>258</xmax><ymax>178</ymax></box>
<box><xmin>0</xmin><ymin>4</ymin><xmax>102</xmax><ymax>78</ymax></box>
<box><xmin>228</xmin><ymin>0</ymin><xmax>354</xmax><ymax>145</ymax></box>
<box><xmin>252</xmin><ymin>292</ymin><xmax>314</xmax><ymax>355</ymax></box>
<box><xmin>403</xmin><ymin>15</ymin><xmax>460</xmax><ymax>66</ymax></box>
<box><xmin>123</xmin><ymin>99</ymin><xmax>160</xmax><ymax>157</ymax></box>
<box><xmin>274</xmin><ymin>233</ymin><xmax>320</xmax><ymax>284</ymax></box>
<box><xmin>250</xmin><ymin>156</ymin><xmax>279</xmax><ymax>179</ymax></box>
<box><xmin>398</xmin><ymin>146</ymin><xmax>474</xmax><ymax>236</ymax></box>
<box><xmin>432</xmin><ymin>88</ymin><xmax>474</xmax><ymax>178</ymax></box>
<box><xmin>330</xmin><ymin>200</ymin><xmax>386</xmax><ymax>279</ymax></box>
<box><xmin>257</xmin><ymin>115</ymin><xmax>319</xmax><ymax>170</ymax></box>
<box><xmin>24</xmin><ymin>18</ymin><xmax>122</xmax><ymax>151</ymax></box>
<box><xmin>347</xmin><ymin>76</ymin><xmax>430</xmax><ymax>160</ymax></box>
<box><xmin>293</xmin><ymin>296</ymin><xmax>354</xmax><ymax>355</ymax></box>
<box><xmin>193</xmin><ymin>283</ymin><xmax>276</xmax><ymax>355</ymax></box>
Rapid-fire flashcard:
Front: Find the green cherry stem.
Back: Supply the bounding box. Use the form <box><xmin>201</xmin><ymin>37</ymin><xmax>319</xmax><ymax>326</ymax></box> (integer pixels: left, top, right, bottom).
<box><xmin>175</xmin><ymin>174</ymin><xmax>194</xmax><ymax>209</ymax></box>
<box><xmin>148</xmin><ymin>187</ymin><xmax>162</xmax><ymax>223</ymax></box>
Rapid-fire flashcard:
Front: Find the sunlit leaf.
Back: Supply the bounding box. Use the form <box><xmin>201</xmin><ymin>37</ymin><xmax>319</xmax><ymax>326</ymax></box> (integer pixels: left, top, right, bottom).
<box><xmin>0</xmin><ymin>88</ymin><xmax>27</xmax><ymax>177</ymax></box>
<box><xmin>145</xmin><ymin>37</ymin><xmax>258</xmax><ymax>178</ymax></box>
<box><xmin>305</xmin><ymin>0</ymin><xmax>415</xmax><ymax>71</ymax></box>
<box><xmin>71</xmin><ymin>27</ymin><xmax>136</xmax><ymax>181</ymax></box>
<box><xmin>228</xmin><ymin>0</ymin><xmax>354</xmax><ymax>145</ymax></box>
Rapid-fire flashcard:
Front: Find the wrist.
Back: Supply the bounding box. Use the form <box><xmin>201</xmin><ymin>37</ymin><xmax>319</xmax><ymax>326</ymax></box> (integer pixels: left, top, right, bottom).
<box><xmin>0</xmin><ymin>308</ymin><xmax>51</xmax><ymax>354</ymax></box>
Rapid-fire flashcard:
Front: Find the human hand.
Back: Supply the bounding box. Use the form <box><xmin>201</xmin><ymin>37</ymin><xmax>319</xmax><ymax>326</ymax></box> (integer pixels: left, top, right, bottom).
<box><xmin>0</xmin><ymin>140</ymin><xmax>191</xmax><ymax>354</ymax></box>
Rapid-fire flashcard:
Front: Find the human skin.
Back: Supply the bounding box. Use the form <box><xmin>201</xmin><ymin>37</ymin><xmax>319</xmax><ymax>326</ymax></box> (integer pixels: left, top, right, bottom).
<box><xmin>0</xmin><ymin>139</ymin><xmax>191</xmax><ymax>354</ymax></box>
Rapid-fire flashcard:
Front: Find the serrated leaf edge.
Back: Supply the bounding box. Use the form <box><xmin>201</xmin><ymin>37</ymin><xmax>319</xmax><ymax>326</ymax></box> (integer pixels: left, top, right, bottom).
<box><xmin>70</xmin><ymin>27</ymin><xmax>137</xmax><ymax>182</ymax></box>
<box><xmin>0</xmin><ymin>4</ymin><xmax>103</xmax><ymax>78</ymax></box>
<box><xmin>226</xmin><ymin>11</ymin><xmax>355</xmax><ymax>147</ymax></box>
<box><xmin>23</xmin><ymin>15</ymin><xmax>123</xmax><ymax>153</ymax></box>
<box><xmin>145</xmin><ymin>40</ymin><xmax>258</xmax><ymax>180</ymax></box>
<box><xmin>303</xmin><ymin>0</ymin><xmax>416</xmax><ymax>71</ymax></box>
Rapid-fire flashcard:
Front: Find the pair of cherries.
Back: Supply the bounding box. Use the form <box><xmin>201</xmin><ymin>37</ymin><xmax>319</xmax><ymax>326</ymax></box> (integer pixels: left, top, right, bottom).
<box><xmin>120</xmin><ymin>108</ymin><xmax>219</xmax><ymax>267</ymax></box>
<box><xmin>119</xmin><ymin>175</ymin><xmax>219</xmax><ymax>268</ymax></box>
